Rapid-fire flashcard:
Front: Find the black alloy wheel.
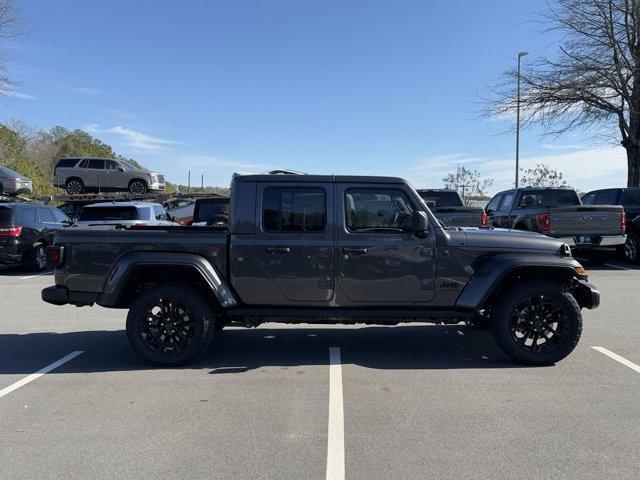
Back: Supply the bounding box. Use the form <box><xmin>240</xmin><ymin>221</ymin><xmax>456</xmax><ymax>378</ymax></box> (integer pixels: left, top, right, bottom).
<box><xmin>129</xmin><ymin>180</ymin><xmax>147</xmax><ymax>195</ymax></box>
<box><xmin>126</xmin><ymin>284</ymin><xmax>216</xmax><ymax>366</ymax></box>
<box><xmin>490</xmin><ymin>279</ymin><xmax>582</xmax><ymax>365</ymax></box>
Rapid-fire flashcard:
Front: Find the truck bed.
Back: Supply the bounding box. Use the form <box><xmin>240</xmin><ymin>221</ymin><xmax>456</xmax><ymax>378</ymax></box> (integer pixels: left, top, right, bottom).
<box><xmin>54</xmin><ymin>226</ymin><xmax>228</xmax><ymax>293</ymax></box>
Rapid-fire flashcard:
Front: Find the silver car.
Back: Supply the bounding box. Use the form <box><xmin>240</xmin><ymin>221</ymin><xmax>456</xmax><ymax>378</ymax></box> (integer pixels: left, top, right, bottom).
<box><xmin>0</xmin><ymin>166</ymin><xmax>33</xmax><ymax>196</ymax></box>
<box><xmin>74</xmin><ymin>202</ymin><xmax>175</xmax><ymax>228</ymax></box>
<box><xmin>53</xmin><ymin>158</ymin><xmax>165</xmax><ymax>196</ymax></box>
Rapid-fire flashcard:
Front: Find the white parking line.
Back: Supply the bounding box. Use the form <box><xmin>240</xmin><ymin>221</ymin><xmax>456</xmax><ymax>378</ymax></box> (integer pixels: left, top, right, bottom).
<box><xmin>0</xmin><ymin>351</ymin><xmax>83</xmax><ymax>399</ymax></box>
<box><xmin>20</xmin><ymin>271</ymin><xmax>52</xmax><ymax>280</ymax></box>
<box><xmin>603</xmin><ymin>263</ymin><xmax>631</xmax><ymax>271</ymax></box>
<box><xmin>592</xmin><ymin>346</ymin><xmax>640</xmax><ymax>374</ymax></box>
<box><xmin>326</xmin><ymin>347</ymin><xmax>345</xmax><ymax>480</ymax></box>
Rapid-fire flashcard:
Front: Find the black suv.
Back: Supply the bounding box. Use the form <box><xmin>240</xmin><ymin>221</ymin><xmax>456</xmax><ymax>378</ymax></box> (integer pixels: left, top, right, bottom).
<box><xmin>0</xmin><ymin>203</ymin><xmax>71</xmax><ymax>270</ymax></box>
<box><xmin>582</xmin><ymin>187</ymin><xmax>640</xmax><ymax>263</ymax></box>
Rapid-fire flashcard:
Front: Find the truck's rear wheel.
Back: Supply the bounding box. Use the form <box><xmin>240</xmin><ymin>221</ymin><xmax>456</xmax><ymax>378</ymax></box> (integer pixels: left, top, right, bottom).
<box><xmin>490</xmin><ymin>280</ymin><xmax>582</xmax><ymax>365</ymax></box>
<box><xmin>126</xmin><ymin>284</ymin><xmax>216</xmax><ymax>366</ymax></box>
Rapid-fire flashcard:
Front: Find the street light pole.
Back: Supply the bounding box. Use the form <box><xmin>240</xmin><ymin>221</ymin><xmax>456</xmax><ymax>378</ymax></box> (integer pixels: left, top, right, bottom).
<box><xmin>515</xmin><ymin>51</ymin><xmax>529</xmax><ymax>188</ymax></box>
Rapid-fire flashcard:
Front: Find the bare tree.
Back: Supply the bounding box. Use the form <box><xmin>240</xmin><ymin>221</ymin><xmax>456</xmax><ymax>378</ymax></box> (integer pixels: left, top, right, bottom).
<box><xmin>520</xmin><ymin>163</ymin><xmax>568</xmax><ymax>186</ymax></box>
<box><xmin>488</xmin><ymin>0</ymin><xmax>640</xmax><ymax>187</ymax></box>
<box><xmin>0</xmin><ymin>0</ymin><xmax>25</xmax><ymax>95</ymax></box>
<box><xmin>442</xmin><ymin>165</ymin><xmax>494</xmax><ymax>205</ymax></box>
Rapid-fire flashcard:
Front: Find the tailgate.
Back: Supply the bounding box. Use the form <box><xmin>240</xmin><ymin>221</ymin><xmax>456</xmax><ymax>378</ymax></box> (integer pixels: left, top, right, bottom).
<box><xmin>434</xmin><ymin>207</ymin><xmax>483</xmax><ymax>227</ymax></box>
<box><xmin>549</xmin><ymin>206</ymin><xmax>624</xmax><ymax>236</ymax></box>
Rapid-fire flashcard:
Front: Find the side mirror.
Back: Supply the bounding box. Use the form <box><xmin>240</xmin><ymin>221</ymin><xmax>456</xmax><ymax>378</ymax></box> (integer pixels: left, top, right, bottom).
<box><xmin>413</xmin><ymin>211</ymin><xmax>428</xmax><ymax>236</ymax></box>
<box><xmin>485</xmin><ymin>208</ymin><xmax>493</xmax><ymax>215</ymax></box>
<box><xmin>117</xmin><ymin>166</ymin><xmax>125</xmax><ymax>172</ymax></box>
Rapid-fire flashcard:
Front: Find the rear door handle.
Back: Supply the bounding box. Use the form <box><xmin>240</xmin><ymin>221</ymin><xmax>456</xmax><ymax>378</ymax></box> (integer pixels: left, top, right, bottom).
<box><xmin>265</xmin><ymin>247</ymin><xmax>291</xmax><ymax>254</ymax></box>
<box><xmin>341</xmin><ymin>247</ymin><xmax>368</xmax><ymax>254</ymax></box>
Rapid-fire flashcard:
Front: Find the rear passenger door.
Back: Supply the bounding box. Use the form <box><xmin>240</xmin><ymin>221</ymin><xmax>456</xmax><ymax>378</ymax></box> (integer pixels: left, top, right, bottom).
<box><xmin>253</xmin><ymin>182</ymin><xmax>334</xmax><ymax>304</ymax></box>
<box><xmin>79</xmin><ymin>159</ymin><xmax>104</xmax><ymax>189</ymax></box>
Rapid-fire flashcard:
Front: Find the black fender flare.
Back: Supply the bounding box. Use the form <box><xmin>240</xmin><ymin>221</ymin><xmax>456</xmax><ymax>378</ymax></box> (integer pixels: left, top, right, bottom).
<box><xmin>98</xmin><ymin>252</ymin><xmax>238</xmax><ymax>308</ymax></box>
<box><xmin>455</xmin><ymin>253</ymin><xmax>584</xmax><ymax>310</ymax></box>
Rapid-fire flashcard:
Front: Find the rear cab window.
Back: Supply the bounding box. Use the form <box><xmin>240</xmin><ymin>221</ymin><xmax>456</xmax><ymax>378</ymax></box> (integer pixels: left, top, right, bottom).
<box><xmin>194</xmin><ymin>200</ymin><xmax>230</xmax><ymax>223</ymax></box>
<box><xmin>418</xmin><ymin>191</ymin><xmax>463</xmax><ymax>207</ymax></box>
<box><xmin>262</xmin><ymin>187</ymin><xmax>326</xmax><ymax>232</ymax></box>
<box><xmin>517</xmin><ymin>189</ymin><xmax>580</xmax><ymax>208</ymax></box>
<box><xmin>499</xmin><ymin>192</ymin><xmax>515</xmax><ymax>211</ymax></box>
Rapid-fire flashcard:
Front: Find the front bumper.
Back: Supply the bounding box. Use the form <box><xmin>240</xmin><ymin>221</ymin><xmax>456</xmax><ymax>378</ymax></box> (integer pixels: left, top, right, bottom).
<box><xmin>148</xmin><ymin>181</ymin><xmax>165</xmax><ymax>191</ymax></box>
<box><xmin>0</xmin><ymin>242</ymin><xmax>29</xmax><ymax>264</ymax></box>
<box><xmin>573</xmin><ymin>279</ymin><xmax>600</xmax><ymax>309</ymax></box>
<box><xmin>558</xmin><ymin>234</ymin><xmax>626</xmax><ymax>249</ymax></box>
<box><xmin>41</xmin><ymin>285</ymin><xmax>97</xmax><ymax>306</ymax></box>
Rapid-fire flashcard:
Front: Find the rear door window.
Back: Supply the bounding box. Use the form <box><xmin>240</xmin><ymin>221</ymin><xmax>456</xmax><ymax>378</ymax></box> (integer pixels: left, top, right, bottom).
<box><xmin>87</xmin><ymin>159</ymin><xmax>105</xmax><ymax>169</ymax></box>
<box><xmin>498</xmin><ymin>192</ymin><xmax>515</xmax><ymax>211</ymax></box>
<box><xmin>18</xmin><ymin>207</ymin><xmax>36</xmax><ymax>224</ymax></box>
<box><xmin>595</xmin><ymin>189</ymin><xmax>620</xmax><ymax>205</ymax></box>
<box><xmin>37</xmin><ymin>207</ymin><xmax>55</xmax><ymax>223</ymax></box>
<box><xmin>263</xmin><ymin>187</ymin><xmax>326</xmax><ymax>232</ymax></box>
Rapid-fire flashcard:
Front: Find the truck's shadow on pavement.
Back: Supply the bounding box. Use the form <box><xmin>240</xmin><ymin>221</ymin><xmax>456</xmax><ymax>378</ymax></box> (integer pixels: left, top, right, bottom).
<box><xmin>0</xmin><ymin>325</ymin><xmax>531</xmax><ymax>375</ymax></box>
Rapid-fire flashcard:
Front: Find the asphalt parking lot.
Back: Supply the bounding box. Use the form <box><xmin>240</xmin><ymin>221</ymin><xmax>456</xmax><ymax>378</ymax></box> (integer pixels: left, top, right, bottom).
<box><xmin>1</xmin><ymin>261</ymin><xmax>640</xmax><ymax>480</ymax></box>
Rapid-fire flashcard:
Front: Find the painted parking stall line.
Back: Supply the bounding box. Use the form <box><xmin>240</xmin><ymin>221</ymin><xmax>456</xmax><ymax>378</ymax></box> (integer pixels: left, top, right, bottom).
<box><xmin>326</xmin><ymin>347</ymin><xmax>345</xmax><ymax>480</ymax></box>
<box><xmin>592</xmin><ymin>346</ymin><xmax>640</xmax><ymax>374</ymax></box>
<box><xmin>20</xmin><ymin>271</ymin><xmax>52</xmax><ymax>280</ymax></box>
<box><xmin>0</xmin><ymin>351</ymin><xmax>83</xmax><ymax>399</ymax></box>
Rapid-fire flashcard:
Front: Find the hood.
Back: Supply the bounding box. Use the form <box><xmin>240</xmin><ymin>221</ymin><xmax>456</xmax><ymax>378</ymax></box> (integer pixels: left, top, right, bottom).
<box><xmin>448</xmin><ymin>227</ymin><xmax>566</xmax><ymax>253</ymax></box>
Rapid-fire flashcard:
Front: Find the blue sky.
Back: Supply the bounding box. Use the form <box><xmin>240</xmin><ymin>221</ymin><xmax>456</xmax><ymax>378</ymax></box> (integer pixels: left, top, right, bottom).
<box><xmin>0</xmin><ymin>0</ymin><xmax>628</xmax><ymax>192</ymax></box>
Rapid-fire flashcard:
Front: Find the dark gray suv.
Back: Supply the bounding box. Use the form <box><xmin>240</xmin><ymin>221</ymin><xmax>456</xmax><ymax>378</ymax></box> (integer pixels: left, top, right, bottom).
<box><xmin>53</xmin><ymin>158</ymin><xmax>165</xmax><ymax>195</ymax></box>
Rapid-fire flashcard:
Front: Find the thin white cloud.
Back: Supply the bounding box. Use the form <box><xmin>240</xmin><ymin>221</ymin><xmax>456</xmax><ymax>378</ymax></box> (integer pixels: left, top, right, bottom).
<box><xmin>0</xmin><ymin>90</ymin><xmax>35</xmax><ymax>100</ymax></box>
<box><xmin>60</xmin><ymin>85</ymin><xmax>103</xmax><ymax>95</ymax></box>
<box><xmin>404</xmin><ymin>146</ymin><xmax>627</xmax><ymax>194</ymax></box>
<box><xmin>84</xmin><ymin>124</ymin><xmax>180</xmax><ymax>153</ymax></box>
<box><xmin>541</xmin><ymin>143</ymin><xmax>583</xmax><ymax>151</ymax></box>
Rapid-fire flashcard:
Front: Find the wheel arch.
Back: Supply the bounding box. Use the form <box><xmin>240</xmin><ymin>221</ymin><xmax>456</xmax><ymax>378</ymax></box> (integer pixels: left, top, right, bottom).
<box><xmin>97</xmin><ymin>252</ymin><xmax>238</xmax><ymax>309</ymax></box>
<box><xmin>455</xmin><ymin>254</ymin><xmax>584</xmax><ymax>311</ymax></box>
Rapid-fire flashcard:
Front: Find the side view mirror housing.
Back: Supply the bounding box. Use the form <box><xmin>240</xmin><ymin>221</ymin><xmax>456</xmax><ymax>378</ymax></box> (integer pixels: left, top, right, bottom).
<box><xmin>413</xmin><ymin>210</ymin><xmax>428</xmax><ymax>237</ymax></box>
<box><xmin>117</xmin><ymin>166</ymin><xmax>125</xmax><ymax>172</ymax></box>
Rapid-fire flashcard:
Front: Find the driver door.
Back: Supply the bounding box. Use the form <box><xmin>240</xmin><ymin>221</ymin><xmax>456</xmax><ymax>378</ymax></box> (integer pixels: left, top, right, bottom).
<box><xmin>335</xmin><ymin>183</ymin><xmax>437</xmax><ymax>305</ymax></box>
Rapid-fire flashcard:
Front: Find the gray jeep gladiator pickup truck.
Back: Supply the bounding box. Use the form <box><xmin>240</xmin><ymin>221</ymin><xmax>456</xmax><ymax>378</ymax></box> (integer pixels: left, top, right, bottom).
<box><xmin>416</xmin><ymin>189</ymin><xmax>487</xmax><ymax>227</ymax></box>
<box><xmin>42</xmin><ymin>174</ymin><xmax>599</xmax><ymax>367</ymax></box>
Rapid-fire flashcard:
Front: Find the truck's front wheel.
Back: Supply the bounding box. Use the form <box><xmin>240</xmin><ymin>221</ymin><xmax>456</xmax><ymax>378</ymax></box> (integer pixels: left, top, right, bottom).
<box><xmin>490</xmin><ymin>280</ymin><xmax>582</xmax><ymax>365</ymax></box>
<box><xmin>126</xmin><ymin>284</ymin><xmax>216</xmax><ymax>366</ymax></box>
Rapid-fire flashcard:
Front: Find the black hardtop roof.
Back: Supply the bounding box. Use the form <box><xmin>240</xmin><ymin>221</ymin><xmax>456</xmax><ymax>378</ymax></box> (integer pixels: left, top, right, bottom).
<box><xmin>234</xmin><ymin>174</ymin><xmax>407</xmax><ymax>184</ymax></box>
<box><xmin>495</xmin><ymin>186</ymin><xmax>578</xmax><ymax>195</ymax></box>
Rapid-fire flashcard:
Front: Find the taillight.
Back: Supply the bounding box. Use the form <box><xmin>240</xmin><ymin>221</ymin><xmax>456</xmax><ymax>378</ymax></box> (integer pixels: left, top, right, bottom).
<box><xmin>45</xmin><ymin>245</ymin><xmax>64</xmax><ymax>269</ymax></box>
<box><xmin>537</xmin><ymin>213</ymin><xmax>550</xmax><ymax>232</ymax></box>
<box><xmin>481</xmin><ymin>212</ymin><xmax>489</xmax><ymax>228</ymax></box>
<box><xmin>0</xmin><ymin>226</ymin><xmax>22</xmax><ymax>237</ymax></box>
<box><xmin>621</xmin><ymin>212</ymin><xmax>626</xmax><ymax>232</ymax></box>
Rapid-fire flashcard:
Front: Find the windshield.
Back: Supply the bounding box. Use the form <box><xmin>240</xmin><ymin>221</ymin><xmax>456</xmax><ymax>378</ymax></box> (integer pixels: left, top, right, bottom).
<box><xmin>418</xmin><ymin>191</ymin><xmax>463</xmax><ymax>207</ymax></box>
<box><xmin>79</xmin><ymin>206</ymin><xmax>140</xmax><ymax>221</ymax></box>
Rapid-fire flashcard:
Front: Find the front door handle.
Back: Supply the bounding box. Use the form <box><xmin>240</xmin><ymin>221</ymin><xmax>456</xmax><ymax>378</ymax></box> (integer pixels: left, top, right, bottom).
<box><xmin>341</xmin><ymin>247</ymin><xmax>368</xmax><ymax>254</ymax></box>
<box><xmin>265</xmin><ymin>247</ymin><xmax>291</xmax><ymax>254</ymax></box>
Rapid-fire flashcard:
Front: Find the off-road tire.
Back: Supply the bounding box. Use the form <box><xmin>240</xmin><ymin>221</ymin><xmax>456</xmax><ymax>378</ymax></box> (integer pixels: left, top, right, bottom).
<box><xmin>65</xmin><ymin>178</ymin><xmax>85</xmax><ymax>195</ymax></box>
<box><xmin>490</xmin><ymin>279</ymin><xmax>582</xmax><ymax>365</ymax></box>
<box><xmin>126</xmin><ymin>284</ymin><xmax>216</xmax><ymax>367</ymax></box>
